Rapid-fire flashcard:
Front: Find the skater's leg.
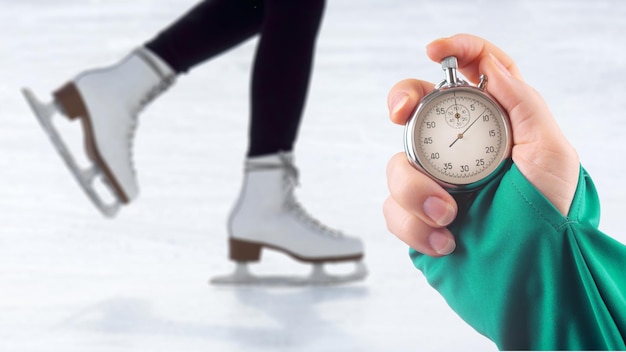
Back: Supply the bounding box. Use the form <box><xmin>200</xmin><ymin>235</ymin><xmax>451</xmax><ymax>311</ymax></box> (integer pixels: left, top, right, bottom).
<box><xmin>247</xmin><ymin>0</ymin><xmax>326</xmax><ymax>157</ymax></box>
<box><xmin>224</xmin><ymin>0</ymin><xmax>366</xmax><ymax>283</ymax></box>
<box><xmin>145</xmin><ymin>0</ymin><xmax>264</xmax><ymax>74</ymax></box>
<box><xmin>28</xmin><ymin>0</ymin><xmax>268</xmax><ymax>215</ymax></box>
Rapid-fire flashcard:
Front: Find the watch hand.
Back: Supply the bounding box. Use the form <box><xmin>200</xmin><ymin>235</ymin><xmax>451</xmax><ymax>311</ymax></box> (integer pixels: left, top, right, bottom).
<box><xmin>449</xmin><ymin>108</ymin><xmax>487</xmax><ymax>148</ymax></box>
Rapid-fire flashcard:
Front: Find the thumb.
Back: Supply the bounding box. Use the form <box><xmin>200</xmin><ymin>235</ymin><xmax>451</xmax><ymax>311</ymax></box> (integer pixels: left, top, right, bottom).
<box><xmin>480</xmin><ymin>53</ymin><xmax>580</xmax><ymax>215</ymax></box>
<box><xmin>480</xmin><ymin>53</ymin><xmax>560</xmax><ymax>147</ymax></box>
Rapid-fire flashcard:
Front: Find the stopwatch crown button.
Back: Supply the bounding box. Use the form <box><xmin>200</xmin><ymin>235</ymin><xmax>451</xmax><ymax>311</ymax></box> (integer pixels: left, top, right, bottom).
<box><xmin>442</xmin><ymin>56</ymin><xmax>459</xmax><ymax>86</ymax></box>
<box><xmin>442</xmin><ymin>56</ymin><xmax>458</xmax><ymax>70</ymax></box>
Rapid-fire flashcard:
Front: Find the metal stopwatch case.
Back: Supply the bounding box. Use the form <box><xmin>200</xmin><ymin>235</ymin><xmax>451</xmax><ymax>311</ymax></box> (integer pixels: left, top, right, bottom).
<box><xmin>404</xmin><ymin>56</ymin><xmax>513</xmax><ymax>192</ymax></box>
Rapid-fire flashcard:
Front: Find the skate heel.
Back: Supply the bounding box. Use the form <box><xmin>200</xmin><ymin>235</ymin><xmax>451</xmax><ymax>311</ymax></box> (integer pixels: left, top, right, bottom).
<box><xmin>53</xmin><ymin>82</ymin><xmax>88</xmax><ymax>121</ymax></box>
<box><xmin>229</xmin><ymin>238</ymin><xmax>262</xmax><ymax>262</ymax></box>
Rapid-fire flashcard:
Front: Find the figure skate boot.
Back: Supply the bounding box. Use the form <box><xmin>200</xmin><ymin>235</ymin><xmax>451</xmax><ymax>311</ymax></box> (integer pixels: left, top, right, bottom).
<box><xmin>23</xmin><ymin>47</ymin><xmax>175</xmax><ymax>217</ymax></box>
<box><xmin>211</xmin><ymin>152</ymin><xmax>367</xmax><ymax>286</ymax></box>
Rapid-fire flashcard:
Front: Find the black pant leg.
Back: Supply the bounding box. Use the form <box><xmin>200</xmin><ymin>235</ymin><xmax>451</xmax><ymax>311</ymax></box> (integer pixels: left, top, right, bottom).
<box><xmin>247</xmin><ymin>0</ymin><xmax>326</xmax><ymax>157</ymax></box>
<box><xmin>145</xmin><ymin>0</ymin><xmax>264</xmax><ymax>73</ymax></box>
<box><xmin>145</xmin><ymin>0</ymin><xmax>326</xmax><ymax>158</ymax></box>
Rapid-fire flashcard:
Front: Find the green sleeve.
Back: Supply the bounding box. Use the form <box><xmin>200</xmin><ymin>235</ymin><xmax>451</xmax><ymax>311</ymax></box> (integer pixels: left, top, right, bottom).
<box><xmin>410</xmin><ymin>164</ymin><xmax>626</xmax><ymax>350</ymax></box>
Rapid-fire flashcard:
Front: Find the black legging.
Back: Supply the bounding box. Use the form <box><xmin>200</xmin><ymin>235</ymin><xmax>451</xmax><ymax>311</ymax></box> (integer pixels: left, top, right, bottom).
<box><xmin>145</xmin><ymin>0</ymin><xmax>326</xmax><ymax>157</ymax></box>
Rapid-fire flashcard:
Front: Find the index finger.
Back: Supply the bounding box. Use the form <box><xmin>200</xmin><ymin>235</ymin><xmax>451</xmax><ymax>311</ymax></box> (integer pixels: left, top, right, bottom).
<box><xmin>426</xmin><ymin>33</ymin><xmax>523</xmax><ymax>83</ymax></box>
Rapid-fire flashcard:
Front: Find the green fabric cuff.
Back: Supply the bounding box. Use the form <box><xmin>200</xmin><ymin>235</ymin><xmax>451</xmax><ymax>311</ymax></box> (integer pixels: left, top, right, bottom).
<box><xmin>409</xmin><ymin>164</ymin><xmax>626</xmax><ymax>350</ymax></box>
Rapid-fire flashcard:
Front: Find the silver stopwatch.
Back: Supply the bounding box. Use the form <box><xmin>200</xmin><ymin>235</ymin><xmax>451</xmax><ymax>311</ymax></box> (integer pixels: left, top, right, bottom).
<box><xmin>404</xmin><ymin>56</ymin><xmax>512</xmax><ymax>191</ymax></box>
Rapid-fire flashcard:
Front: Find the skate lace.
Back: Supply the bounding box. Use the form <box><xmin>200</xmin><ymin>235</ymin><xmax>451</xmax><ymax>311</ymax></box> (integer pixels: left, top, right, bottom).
<box><xmin>134</xmin><ymin>75</ymin><xmax>175</xmax><ymax>116</ymax></box>
<box><xmin>278</xmin><ymin>153</ymin><xmax>344</xmax><ymax>238</ymax></box>
<box><xmin>127</xmin><ymin>75</ymin><xmax>175</xmax><ymax>174</ymax></box>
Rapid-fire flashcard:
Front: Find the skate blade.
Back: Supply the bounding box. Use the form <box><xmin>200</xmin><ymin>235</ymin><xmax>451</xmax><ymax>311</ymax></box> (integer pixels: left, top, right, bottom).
<box><xmin>22</xmin><ymin>87</ymin><xmax>121</xmax><ymax>218</ymax></box>
<box><xmin>210</xmin><ymin>261</ymin><xmax>368</xmax><ymax>287</ymax></box>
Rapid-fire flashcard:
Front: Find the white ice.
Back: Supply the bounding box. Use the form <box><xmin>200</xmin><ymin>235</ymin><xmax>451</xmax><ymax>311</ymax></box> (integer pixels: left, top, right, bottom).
<box><xmin>1</xmin><ymin>0</ymin><xmax>625</xmax><ymax>351</ymax></box>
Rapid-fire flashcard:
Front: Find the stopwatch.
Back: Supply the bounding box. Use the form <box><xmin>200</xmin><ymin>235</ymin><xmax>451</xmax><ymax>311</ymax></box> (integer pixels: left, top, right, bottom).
<box><xmin>404</xmin><ymin>56</ymin><xmax>512</xmax><ymax>192</ymax></box>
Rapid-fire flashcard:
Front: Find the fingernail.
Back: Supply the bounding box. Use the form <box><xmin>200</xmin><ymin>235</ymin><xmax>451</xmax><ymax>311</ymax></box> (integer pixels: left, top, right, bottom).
<box><xmin>423</xmin><ymin>196</ymin><xmax>456</xmax><ymax>226</ymax></box>
<box><xmin>489</xmin><ymin>53</ymin><xmax>512</xmax><ymax>77</ymax></box>
<box><xmin>389</xmin><ymin>92</ymin><xmax>409</xmax><ymax>115</ymax></box>
<box><xmin>429</xmin><ymin>230</ymin><xmax>456</xmax><ymax>255</ymax></box>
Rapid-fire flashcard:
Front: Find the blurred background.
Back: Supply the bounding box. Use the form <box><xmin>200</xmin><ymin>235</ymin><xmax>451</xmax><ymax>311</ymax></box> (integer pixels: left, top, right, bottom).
<box><xmin>1</xmin><ymin>0</ymin><xmax>625</xmax><ymax>351</ymax></box>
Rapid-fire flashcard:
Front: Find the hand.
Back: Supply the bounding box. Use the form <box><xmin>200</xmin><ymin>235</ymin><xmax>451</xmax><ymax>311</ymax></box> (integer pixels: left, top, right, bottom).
<box><xmin>383</xmin><ymin>34</ymin><xmax>580</xmax><ymax>257</ymax></box>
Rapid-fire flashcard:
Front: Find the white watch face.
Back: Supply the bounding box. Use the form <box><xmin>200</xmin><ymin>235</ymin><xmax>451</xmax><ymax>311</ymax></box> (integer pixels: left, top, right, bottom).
<box><xmin>406</xmin><ymin>87</ymin><xmax>512</xmax><ymax>187</ymax></box>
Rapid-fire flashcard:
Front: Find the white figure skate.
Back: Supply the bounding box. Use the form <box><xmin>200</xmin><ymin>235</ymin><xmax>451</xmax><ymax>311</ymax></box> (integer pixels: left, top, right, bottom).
<box><xmin>211</xmin><ymin>153</ymin><xmax>367</xmax><ymax>286</ymax></box>
<box><xmin>22</xmin><ymin>48</ymin><xmax>175</xmax><ymax>217</ymax></box>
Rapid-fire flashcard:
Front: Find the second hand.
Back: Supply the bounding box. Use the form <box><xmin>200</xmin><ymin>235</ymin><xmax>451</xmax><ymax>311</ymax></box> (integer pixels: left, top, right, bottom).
<box><xmin>449</xmin><ymin>108</ymin><xmax>487</xmax><ymax>148</ymax></box>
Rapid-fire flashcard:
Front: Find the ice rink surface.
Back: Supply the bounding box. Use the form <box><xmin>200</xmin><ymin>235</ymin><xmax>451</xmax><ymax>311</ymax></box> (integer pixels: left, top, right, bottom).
<box><xmin>1</xmin><ymin>0</ymin><xmax>625</xmax><ymax>351</ymax></box>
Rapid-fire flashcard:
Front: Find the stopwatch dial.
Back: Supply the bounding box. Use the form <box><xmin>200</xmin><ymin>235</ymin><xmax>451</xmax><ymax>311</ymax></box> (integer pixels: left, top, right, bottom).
<box><xmin>445</xmin><ymin>104</ymin><xmax>470</xmax><ymax>128</ymax></box>
<box><xmin>415</xmin><ymin>89</ymin><xmax>509</xmax><ymax>186</ymax></box>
